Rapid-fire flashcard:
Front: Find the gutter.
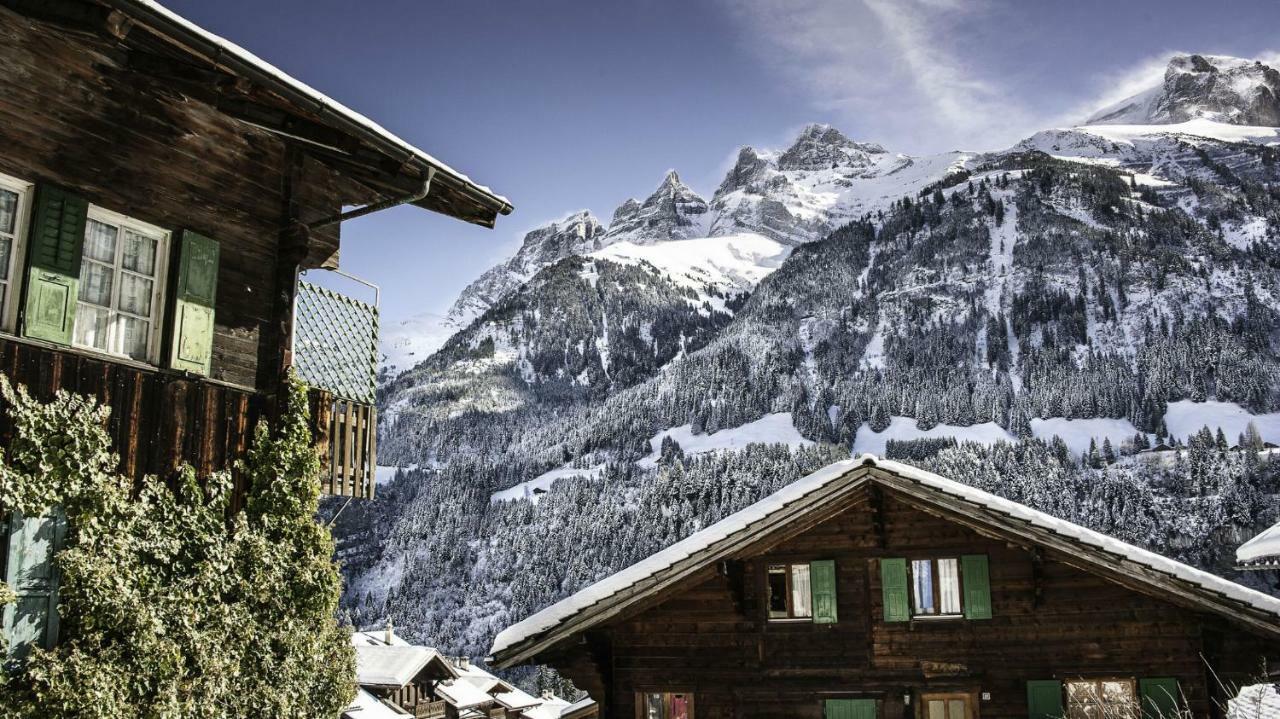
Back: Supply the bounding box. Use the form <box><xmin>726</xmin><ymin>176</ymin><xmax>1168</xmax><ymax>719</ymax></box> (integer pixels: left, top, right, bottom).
<box><xmin>103</xmin><ymin>0</ymin><xmax>514</xmax><ymax>219</ymax></box>
<box><xmin>305</xmin><ymin>171</ymin><xmax>433</xmax><ymax>231</ymax></box>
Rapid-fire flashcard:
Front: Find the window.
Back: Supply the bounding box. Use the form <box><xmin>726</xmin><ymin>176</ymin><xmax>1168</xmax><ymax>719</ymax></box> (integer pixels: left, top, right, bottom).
<box><xmin>1065</xmin><ymin>678</ymin><xmax>1138</xmax><ymax>719</ymax></box>
<box><xmin>640</xmin><ymin>692</ymin><xmax>692</xmax><ymax>719</ymax></box>
<box><xmin>767</xmin><ymin>563</ymin><xmax>813</xmax><ymax>620</ymax></box>
<box><xmin>911</xmin><ymin>558</ymin><xmax>962</xmax><ymax>617</ymax></box>
<box><xmin>72</xmin><ymin>207</ymin><xmax>168</xmax><ymax>362</ymax></box>
<box><xmin>920</xmin><ymin>693</ymin><xmax>973</xmax><ymax>719</ymax></box>
<box><xmin>0</xmin><ymin>172</ymin><xmax>33</xmax><ymax>332</ymax></box>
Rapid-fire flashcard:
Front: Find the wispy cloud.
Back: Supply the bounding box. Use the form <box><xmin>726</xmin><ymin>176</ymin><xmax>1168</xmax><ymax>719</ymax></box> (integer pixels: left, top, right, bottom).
<box><xmin>719</xmin><ymin>0</ymin><xmax>1038</xmax><ymax>153</ymax></box>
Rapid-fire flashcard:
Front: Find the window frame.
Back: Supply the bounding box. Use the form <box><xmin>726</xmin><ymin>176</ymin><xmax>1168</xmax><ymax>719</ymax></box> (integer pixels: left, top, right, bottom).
<box><xmin>908</xmin><ymin>556</ymin><xmax>965</xmax><ymax>619</ymax></box>
<box><xmin>636</xmin><ymin>691</ymin><xmax>694</xmax><ymax>719</ymax></box>
<box><xmin>71</xmin><ymin>205</ymin><xmax>171</xmax><ymax>364</ymax></box>
<box><xmin>919</xmin><ymin>691</ymin><xmax>975</xmax><ymax>719</ymax></box>
<box><xmin>766</xmin><ymin>561</ymin><xmax>814</xmax><ymax>622</ymax></box>
<box><xmin>1064</xmin><ymin>677</ymin><xmax>1139</xmax><ymax>719</ymax></box>
<box><xmin>0</xmin><ymin>171</ymin><xmax>34</xmax><ymax>334</ymax></box>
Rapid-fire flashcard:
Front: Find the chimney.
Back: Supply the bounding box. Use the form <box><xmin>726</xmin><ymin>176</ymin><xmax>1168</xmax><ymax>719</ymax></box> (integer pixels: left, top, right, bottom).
<box><xmin>385</xmin><ymin>619</ymin><xmax>393</xmax><ymax>646</ymax></box>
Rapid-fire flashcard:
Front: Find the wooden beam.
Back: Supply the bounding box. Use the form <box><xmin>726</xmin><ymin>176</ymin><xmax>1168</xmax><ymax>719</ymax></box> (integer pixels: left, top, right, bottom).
<box><xmin>868</xmin><ymin>483</ymin><xmax>886</xmax><ymax>549</ymax></box>
<box><xmin>1</xmin><ymin>0</ymin><xmax>133</xmax><ymax>39</ymax></box>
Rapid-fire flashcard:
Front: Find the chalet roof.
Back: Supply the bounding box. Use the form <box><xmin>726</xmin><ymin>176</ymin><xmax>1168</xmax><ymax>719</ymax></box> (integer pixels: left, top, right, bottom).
<box><xmin>1238</xmin><ymin>521</ymin><xmax>1280</xmax><ymax>568</ymax></box>
<box><xmin>436</xmin><ymin>678</ymin><xmax>498</xmax><ymax>710</ymax></box>
<box><xmin>494</xmin><ymin>687</ymin><xmax>543</xmax><ymax>711</ymax></box>
<box><xmin>488</xmin><ymin>454</ymin><xmax>1280</xmax><ymax>668</ymax></box>
<box><xmin>559</xmin><ymin>697</ymin><xmax>599</xmax><ymax>719</ymax></box>
<box><xmin>354</xmin><ymin>645</ymin><xmax>455</xmax><ymax>688</ymax></box>
<box><xmin>101</xmin><ymin>0</ymin><xmax>513</xmax><ymax>227</ymax></box>
<box><xmin>343</xmin><ymin>688</ymin><xmax>411</xmax><ymax>719</ymax></box>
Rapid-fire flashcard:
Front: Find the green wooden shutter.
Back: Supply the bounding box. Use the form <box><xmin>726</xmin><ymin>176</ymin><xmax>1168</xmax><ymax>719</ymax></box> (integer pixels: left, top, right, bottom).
<box><xmin>961</xmin><ymin>554</ymin><xmax>992</xmax><ymax>619</ymax></box>
<box><xmin>168</xmin><ymin>230</ymin><xmax>219</xmax><ymax>375</ymax></box>
<box><xmin>3</xmin><ymin>510</ymin><xmax>65</xmax><ymax>661</ymax></box>
<box><xmin>825</xmin><ymin>699</ymin><xmax>876</xmax><ymax>719</ymax></box>
<box><xmin>810</xmin><ymin>559</ymin><xmax>838</xmax><ymax>624</ymax></box>
<box><xmin>880</xmin><ymin>557</ymin><xmax>909</xmax><ymax>623</ymax></box>
<box><xmin>1027</xmin><ymin>680</ymin><xmax>1063</xmax><ymax>719</ymax></box>
<box><xmin>1139</xmin><ymin>678</ymin><xmax>1179</xmax><ymax>718</ymax></box>
<box><xmin>21</xmin><ymin>186</ymin><xmax>87</xmax><ymax>344</ymax></box>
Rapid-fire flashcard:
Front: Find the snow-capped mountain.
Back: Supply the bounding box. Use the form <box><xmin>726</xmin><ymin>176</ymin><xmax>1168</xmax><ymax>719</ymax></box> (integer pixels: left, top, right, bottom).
<box><xmin>1088</xmin><ymin>53</ymin><xmax>1280</xmax><ymax>126</ymax></box>
<box><xmin>344</xmin><ymin>53</ymin><xmax>1280</xmax><ymax>668</ymax></box>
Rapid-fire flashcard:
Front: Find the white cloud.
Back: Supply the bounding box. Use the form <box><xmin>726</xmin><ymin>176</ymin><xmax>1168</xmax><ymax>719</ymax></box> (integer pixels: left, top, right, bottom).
<box><xmin>719</xmin><ymin>0</ymin><xmax>1037</xmax><ymax>153</ymax></box>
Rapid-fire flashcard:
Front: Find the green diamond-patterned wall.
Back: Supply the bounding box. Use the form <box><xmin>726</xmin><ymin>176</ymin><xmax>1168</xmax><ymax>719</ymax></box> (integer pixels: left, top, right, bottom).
<box><xmin>294</xmin><ymin>281</ymin><xmax>378</xmax><ymax>404</ymax></box>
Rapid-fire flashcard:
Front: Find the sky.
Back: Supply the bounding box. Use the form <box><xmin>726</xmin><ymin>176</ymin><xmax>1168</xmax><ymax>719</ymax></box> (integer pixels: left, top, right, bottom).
<box><xmin>163</xmin><ymin>0</ymin><xmax>1280</xmax><ymax>331</ymax></box>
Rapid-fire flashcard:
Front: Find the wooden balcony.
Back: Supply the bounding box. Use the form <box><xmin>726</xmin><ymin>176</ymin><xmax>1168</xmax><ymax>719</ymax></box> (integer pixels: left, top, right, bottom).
<box><xmin>414</xmin><ymin>699</ymin><xmax>447</xmax><ymax>718</ymax></box>
<box><xmin>0</xmin><ymin>334</ymin><xmax>265</xmax><ymax>505</ymax></box>
<box><xmin>309</xmin><ymin>389</ymin><xmax>377</xmax><ymax>499</ymax></box>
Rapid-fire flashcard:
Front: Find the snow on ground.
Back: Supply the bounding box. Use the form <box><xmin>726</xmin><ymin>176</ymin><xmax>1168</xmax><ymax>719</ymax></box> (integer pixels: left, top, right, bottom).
<box><xmin>852</xmin><ymin>417</ymin><xmax>1015</xmax><ymax>456</ymax></box>
<box><xmin>1228</xmin><ymin>683</ymin><xmax>1280</xmax><ymax>719</ymax></box>
<box><xmin>1029</xmin><ymin>417</ymin><xmax>1144</xmax><ymax>457</ymax></box>
<box><xmin>374</xmin><ymin>464</ymin><xmax>418</xmax><ymax>485</ymax></box>
<box><xmin>590</xmin><ymin>233</ymin><xmax>789</xmax><ymax>309</ymax></box>
<box><xmin>1223</xmin><ymin>217</ymin><xmax>1270</xmax><ymax>249</ymax></box>
<box><xmin>638</xmin><ymin>412</ymin><xmax>812</xmax><ymax>468</ymax></box>
<box><xmin>1077</xmin><ymin>118</ymin><xmax>1280</xmax><ymax>146</ymax></box>
<box><xmin>1163</xmin><ymin>400</ymin><xmax>1280</xmax><ymax>445</ymax></box>
<box><xmin>490</xmin><ymin>464</ymin><xmax>606</xmax><ymax>503</ymax></box>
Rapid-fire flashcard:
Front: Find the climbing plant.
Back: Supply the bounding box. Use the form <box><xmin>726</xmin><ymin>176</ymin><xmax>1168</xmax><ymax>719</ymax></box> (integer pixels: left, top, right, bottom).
<box><xmin>0</xmin><ymin>376</ymin><xmax>354</xmax><ymax>718</ymax></box>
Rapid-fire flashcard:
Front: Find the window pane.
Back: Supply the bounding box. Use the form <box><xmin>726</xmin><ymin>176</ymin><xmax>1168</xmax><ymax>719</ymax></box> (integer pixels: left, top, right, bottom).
<box><xmin>671</xmin><ymin>695</ymin><xmax>689</xmax><ymax>719</ymax></box>
<box><xmin>74</xmin><ymin>305</ymin><xmax>111</xmax><ymax>350</ymax></box>
<box><xmin>1067</xmin><ymin>681</ymin><xmax>1097</xmax><ymax>704</ymax></box>
<box><xmin>122</xmin><ymin>230</ymin><xmax>156</xmax><ymax>275</ymax></box>
<box><xmin>1101</xmin><ymin>681</ymin><xmax>1133</xmax><ymax>703</ymax></box>
<box><xmin>948</xmin><ymin>699</ymin><xmax>966</xmax><ymax>719</ymax></box>
<box><xmin>645</xmin><ymin>694</ymin><xmax>664</xmax><ymax>719</ymax></box>
<box><xmin>118</xmin><ymin>273</ymin><xmax>153</xmax><ymax>317</ymax></box>
<box><xmin>0</xmin><ymin>235</ymin><xmax>10</xmax><ymax>281</ymax></box>
<box><xmin>927</xmin><ymin>699</ymin><xmax>947</xmax><ymax>719</ymax></box>
<box><xmin>938</xmin><ymin>558</ymin><xmax>961</xmax><ymax>614</ymax></box>
<box><xmin>912</xmin><ymin>559</ymin><xmax>935</xmax><ymax>614</ymax></box>
<box><xmin>119</xmin><ymin>316</ymin><xmax>149</xmax><ymax>360</ymax></box>
<box><xmin>78</xmin><ymin>261</ymin><xmax>114</xmax><ymax>307</ymax></box>
<box><xmin>83</xmin><ymin>219</ymin><xmax>117</xmax><ymax>262</ymax></box>
<box><xmin>767</xmin><ymin>565</ymin><xmax>789</xmax><ymax>618</ymax></box>
<box><xmin>790</xmin><ymin>564</ymin><xmax>812</xmax><ymax>618</ymax></box>
<box><xmin>0</xmin><ymin>189</ymin><xmax>16</xmax><ymax>234</ymax></box>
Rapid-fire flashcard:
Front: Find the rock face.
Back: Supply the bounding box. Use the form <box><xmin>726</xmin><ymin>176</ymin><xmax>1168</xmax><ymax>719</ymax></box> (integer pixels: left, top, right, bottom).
<box><xmin>1088</xmin><ymin>54</ymin><xmax>1280</xmax><ymax>127</ymax></box>
<box><xmin>444</xmin><ymin>210</ymin><xmax>606</xmax><ymax>328</ymax></box>
<box><xmin>602</xmin><ymin>170</ymin><xmax>710</xmax><ymax>245</ymax></box>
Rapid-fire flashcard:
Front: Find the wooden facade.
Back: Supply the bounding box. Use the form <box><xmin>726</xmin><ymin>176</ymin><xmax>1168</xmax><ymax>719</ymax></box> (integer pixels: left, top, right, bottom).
<box><xmin>492</xmin><ymin>461</ymin><xmax>1280</xmax><ymax>719</ymax></box>
<box><xmin>0</xmin><ymin>0</ymin><xmax>509</xmax><ymax>501</ymax></box>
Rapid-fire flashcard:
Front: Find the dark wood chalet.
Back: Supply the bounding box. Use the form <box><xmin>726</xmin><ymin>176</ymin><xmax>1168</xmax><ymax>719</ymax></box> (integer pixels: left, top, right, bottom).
<box><xmin>488</xmin><ymin>456</ymin><xmax>1280</xmax><ymax>719</ymax></box>
<box><xmin>0</xmin><ymin>0</ymin><xmax>508</xmax><ymax>659</ymax></box>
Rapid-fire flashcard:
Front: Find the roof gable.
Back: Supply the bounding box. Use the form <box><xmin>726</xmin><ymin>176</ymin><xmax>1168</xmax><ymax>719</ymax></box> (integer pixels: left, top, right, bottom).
<box><xmin>489</xmin><ymin>455</ymin><xmax>1280</xmax><ymax>668</ymax></box>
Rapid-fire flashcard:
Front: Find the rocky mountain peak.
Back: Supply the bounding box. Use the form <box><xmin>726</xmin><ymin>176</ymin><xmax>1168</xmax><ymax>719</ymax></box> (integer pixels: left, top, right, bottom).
<box><xmin>777</xmin><ymin>123</ymin><xmax>886</xmax><ymax>171</ymax></box>
<box><xmin>1088</xmin><ymin>53</ymin><xmax>1280</xmax><ymax>127</ymax></box>
<box><xmin>602</xmin><ymin>170</ymin><xmax>710</xmax><ymax>245</ymax></box>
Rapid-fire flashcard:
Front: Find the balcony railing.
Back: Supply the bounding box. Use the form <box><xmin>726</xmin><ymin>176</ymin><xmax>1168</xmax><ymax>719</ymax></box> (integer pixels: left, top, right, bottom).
<box><xmin>294</xmin><ymin>278</ymin><xmax>379</xmax><ymax>499</ymax></box>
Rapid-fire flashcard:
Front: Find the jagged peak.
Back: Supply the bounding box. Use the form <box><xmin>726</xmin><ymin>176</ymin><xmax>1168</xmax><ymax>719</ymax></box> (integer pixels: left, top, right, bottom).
<box><xmin>1086</xmin><ymin>53</ymin><xmax>1280</xmax><ymax>127</ymax></box>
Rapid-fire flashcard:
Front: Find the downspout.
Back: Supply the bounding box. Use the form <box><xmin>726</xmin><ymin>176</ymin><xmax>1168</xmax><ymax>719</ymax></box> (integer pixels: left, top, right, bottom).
<box><xmin>305</xmin><ymin>168</ymin><xmax>434</xmax><ymax>232</ymax></box>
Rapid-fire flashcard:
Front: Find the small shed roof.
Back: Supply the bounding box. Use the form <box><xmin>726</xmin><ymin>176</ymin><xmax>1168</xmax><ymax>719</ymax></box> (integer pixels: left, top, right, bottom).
<box><xmin>1238</xmin><ymin>521</ymin><xmax>1280</xmax><ymax>568</ymax></box>
<box><xmin>354</xmin><ymin>645</ymin><xmax>453</xmax><ymax>688</ymax></box>
<box><xmin>490</xmin><ymin>455</ymin><xmax>1280</xmax><ymax>667</ymax></box>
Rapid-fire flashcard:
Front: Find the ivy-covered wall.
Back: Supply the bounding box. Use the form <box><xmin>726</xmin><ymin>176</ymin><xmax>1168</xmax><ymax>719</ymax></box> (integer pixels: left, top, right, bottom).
<box><xmin>0</xmin><ymin>376</ymin><xmax>355</xmax><ymax>718</ymax></box>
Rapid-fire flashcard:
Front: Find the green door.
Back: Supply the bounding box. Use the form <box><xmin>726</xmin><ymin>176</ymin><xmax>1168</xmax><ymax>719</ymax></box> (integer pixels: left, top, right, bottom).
<box><xmin>3</xmin><ymin>510</ymin><xmax>65</xmax><ymax>660</ymax></box>
<box><xmin>1139</xmin><ymin>678</ymin><xmax>1179</xmax><ymax>718</ymax></box>
<box><xmin>825</xmin><ymin>698</ymin><xmax>876</xmax><ymax>719</ymax></box>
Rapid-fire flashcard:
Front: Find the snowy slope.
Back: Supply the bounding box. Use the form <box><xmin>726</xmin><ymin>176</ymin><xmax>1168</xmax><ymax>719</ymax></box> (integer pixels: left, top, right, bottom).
<box><xmin>638</xmin><ymin>413</ymin><xmax>812</xmax><ymax>468</ymax></box>
<box><xmin>1163</xmin><ymin>400</ymin><xmax>1280</xmax><ymax>445</ymax></box>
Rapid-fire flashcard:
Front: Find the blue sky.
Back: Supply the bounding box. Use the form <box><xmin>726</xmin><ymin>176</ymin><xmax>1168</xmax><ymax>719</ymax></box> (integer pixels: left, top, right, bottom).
<box><xmin>164</xmin><ymin>0</ymin><xmax>1280</xmax><ymax>326</ymax></box>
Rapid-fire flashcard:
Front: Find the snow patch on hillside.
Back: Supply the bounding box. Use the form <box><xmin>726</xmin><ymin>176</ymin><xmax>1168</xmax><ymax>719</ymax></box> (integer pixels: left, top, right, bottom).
<box><xmin>852</xmin><ymin>417</ymin><xmax>1015</xmax><ymax>456</ymax></box>
<box><xmin>639</xmin><ymin>412</ymin><xmax>812</xmax><ymax>468</ymax></box>
<box><xmin>1163</xmin><ymin>400</ymin><xmax>1280</xmax><ymax>445</ymax></box>
<box><xmin>1029</xmin><ymin>417</ymin><xmax>1144</xmax><ymax>457</ymax></box>
<box><xmin>491</xmin><ymin>464</ymin><xmax>607</xmax><ymax>504</ymax></box>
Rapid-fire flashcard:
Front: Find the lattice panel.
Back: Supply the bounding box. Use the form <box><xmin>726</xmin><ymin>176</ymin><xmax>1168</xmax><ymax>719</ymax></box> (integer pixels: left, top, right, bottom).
<box><xmin>294</xmin><ymin>280</ymin><xmax>378</xmax><ymax>404</ymax></box>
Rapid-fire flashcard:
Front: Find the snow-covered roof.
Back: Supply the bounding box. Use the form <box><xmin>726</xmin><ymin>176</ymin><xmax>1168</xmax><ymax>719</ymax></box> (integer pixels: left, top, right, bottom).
<box><xmin>495</xmin><ymin>687</ymin><xmax>542</xmax><ymax>710</ymax></box>
<box><xmin>1238</xmin><ymin>521</ymin><xmax>1280</xmax><ymax>567</ymax></box>
<box><xmin>436</xmin><ymin>678</ymin><xmax>498</xmax><ymax>709</ymax></box>
<box><xmin>352</xmin><ymin>629</ymin><xmax>412</xmax><ymax>647</ymax></box>
<box><xmin>107</xmin><ymin>0</ymin><xmax>512</xmax><ymax>223</ymax></box>
<box><xmin>559</xmin><ymin>697</ymin><xmax>598</xmax><ymax>719</ymax></box>
<box><xmin>520</xmin><ymin>696</ymin><xmax>570</xmax><ymax>719</ymax></box>
<box><xmin>343</xmin><ymin>688</ymin><xmax>411</xmax><ymax>718</ymax></box>
<box><xmin>354</xmin><ymin>645</ymin><xmax>451</xmax><ymax>688</ymax></box>
<box><xmin>489</xmin><ymin>455</ymin><xmax>1280</xmax><ymax>667</ymax></box>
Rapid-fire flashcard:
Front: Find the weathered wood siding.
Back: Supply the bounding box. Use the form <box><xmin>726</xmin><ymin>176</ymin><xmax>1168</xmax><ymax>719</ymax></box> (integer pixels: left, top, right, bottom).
<box><xmin>583</xmin><ymin>487</ymin><xmax>1278</xmax><ymax>719</ymax></box>
<box><xmin>0</xmin><ymin>7</ymin><xmax>349</xmax><ymax>391</ymax></box>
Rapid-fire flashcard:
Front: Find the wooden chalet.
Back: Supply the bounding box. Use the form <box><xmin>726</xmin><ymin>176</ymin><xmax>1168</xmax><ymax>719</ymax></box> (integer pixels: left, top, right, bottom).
<box><xmin>0</xmin><ymin>0</ymin><xmax>508</xmax><ymax>659</ymax></box>
<box><xmin>488</xmin><ymin>456</ymin><xmax>1280</xmax><ymax>719</ymax></box>
<box><xmin>1237</xmin><ymin>521</ymin><xmax>1280</xmax><ymax>574</ymax></box>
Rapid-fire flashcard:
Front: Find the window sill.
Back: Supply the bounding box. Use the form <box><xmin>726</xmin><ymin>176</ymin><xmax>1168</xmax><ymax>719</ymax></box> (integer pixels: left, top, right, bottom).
<box><xmin>766</xmin><ymin>617</ymin><xmax>814</xmax><ymax>624</ymax></box>
<box><xmin>911</xmin><ymin>614</ymin><xmax>965</xmax><ymax>621</ymax></box>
